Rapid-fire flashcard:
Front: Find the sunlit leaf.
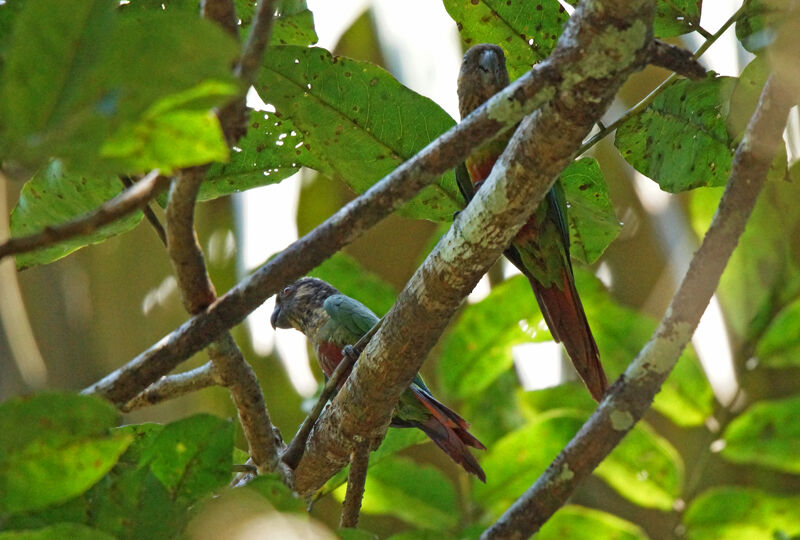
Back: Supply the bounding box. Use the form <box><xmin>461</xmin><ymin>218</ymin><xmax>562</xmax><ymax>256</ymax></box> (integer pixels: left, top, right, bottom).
<box><xmin>0</xmin><ymin>393</ymin><xmax>132</xmax><ymax>515</ymax></box>
<box><xmin>473</xmin><ymin>410</ymin><xmax>583</xmax><ymax>516</ymax></box>
<box><xmin>615</xmin><ymin>76</ymin><xmax>737</xmax><ymax>192</ymax></box>
<box><xmin>443</xmin><ymin>0</ymin><xmax>569</xmax><ymax>79</ymax></box>
<box><xmin>597</xmin><ymin>423</ymin><xmax>683</xmax><ymax>510</ymax></box>
<box><xmin>337</xmin><ymin>456</ymin><xmax>460</xmax><ymax>531</ymax></box>
<box><xmin>756</xmin><ymin>297</ymin><xmax>800</xmax><ymax>368</ymax></box>
<box><xmin>538</xmin><ymin>505</ymin><xmax>648</xmax><ymax>540</ymax></box>
<box><xmin>254</xmin><ymin>45</ymin><xmax>461</xmax><ymax>221</ymax></box>
<box><xmin>438</xmin><ymin>276</ymin><xmax>548</xmax><ymax>400</ymax></box>
<box><xmin>560</xmin><ymin>158</ymin><xmax>621</xmax><ymax>264</ymax></box>
<box><xmin>721</xmin><ymin>394</ymin><xmax>800</xmax><ymax>474</ymax></box>
<box><xmin>684</xmin><ymin>486</ymin><xmax>800</xmax><ymax>540</ymax></box>
<box><xmin>9</xmin><ymin>161</ymin><xmax>144</xmax><ymax>269</ymax></box>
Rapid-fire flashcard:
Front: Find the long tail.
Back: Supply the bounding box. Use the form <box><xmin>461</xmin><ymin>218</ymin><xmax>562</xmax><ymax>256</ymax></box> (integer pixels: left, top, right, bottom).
<box><xmin>530</xmin><ymin>266</ymin><xmax>607</xmax><ymax>402</ymax></box>
<box><xmin>405</xmin><ymin>386</ymin><xmax>486</xmax><ymax>482</ymax></box>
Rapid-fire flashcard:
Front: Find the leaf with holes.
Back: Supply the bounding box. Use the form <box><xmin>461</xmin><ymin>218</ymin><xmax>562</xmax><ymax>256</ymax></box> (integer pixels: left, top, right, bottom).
<box><xmin>444</xmin><ymin>0</ymin><xmax>570</xmax><ymax>79</ymax></box>
<box><xmin>560</xmin><ymin>157</ymin><xmax>620</xmax><ymax>264</ymax></box>
<box><xmin>654</xmin><ymin>0</ymin><xmax>702</xmax><ymax>37</ymax></box>
<box><xmin>615</xmin><ymin>76</ymin><xmax>737</xmax><ymax>193</ymax></box>
<box><xmin>255</xmin><ymin>45</ymin><xmax>461</xmax><ymax>222</ymax></box>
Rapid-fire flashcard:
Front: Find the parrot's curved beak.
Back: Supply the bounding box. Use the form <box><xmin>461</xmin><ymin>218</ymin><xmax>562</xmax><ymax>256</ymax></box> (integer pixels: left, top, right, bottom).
<box><xmin>270</xmin><ymin>304</ymin><xmax>281</xmax><ymax>329</ymax></box>
<box><xmin>478</xmin><ymin>48</ymin><xmax>500</xmax><ymax>73</ymax></box>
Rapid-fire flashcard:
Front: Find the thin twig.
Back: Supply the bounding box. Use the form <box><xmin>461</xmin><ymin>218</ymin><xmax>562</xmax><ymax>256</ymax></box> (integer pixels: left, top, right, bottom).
<box><xmin>339</xmin><ymin>439</ymin><xmax>370</xmax><ymax>529</ymax></box>
<box><xmin>0</xmin><ymin>170</ymin><xmax>167</xmax><ymax>262</ymax></box>
<box><xmin>121</xmin><ymin>361</ymin><xmax>222</xmax><ymax>412</ymax></box>
<box><xmin>120</xmin><ymin>175</ymin><xmax>167</xmax><ymax>246</ymax></box>
<box><xmin>647</xmin><ymin>40</ymin><xmax>706</xmax><ymax>80</ymax></box>
<box><xmin>235</xmin><ymin>0</ymin><xmax>279</xmax><ymax>84</ymax></box>
<box><xmin>480</xmin><ymin>74</ymin><xmax>793</xmax><ymax>540</ymax></box>
<box><xmin>282</xmin><ymin>319</ymin><xmax>384</xmax><ymax>469</ymax></box>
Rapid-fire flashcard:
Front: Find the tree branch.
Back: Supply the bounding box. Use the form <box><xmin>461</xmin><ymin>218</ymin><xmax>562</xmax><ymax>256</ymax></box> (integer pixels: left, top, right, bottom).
<box><xmin>647</xmin><ymin>39</ymin><xmax>706</xmax><ymax>80</ymax></box>
<box><xmin>0</xmin><ymin>170</ymin><xmax>168</xmax><ymax>262</ymax></box>
<box><xmin>339</xmin><ymin>439</ymin><xmax>370</xmax><ymax>529</ymax></box>
<box><xmin>480</xmin><ymin>74</ymin><xmax>793</xmax><ymax>540</ymax></box>
<box><xmin>121</xmin><ymin>361</ymin><xmax>222</xmax><ymax>412</ymax></box>
<box><xmin>235</xmin><ymin>0</ymin><xmax>278</xmax><ymax>84</ymax></box>
<box><xmin>291</xmin><ymin>0</ymin><xmax>657</xmax><ymax>496</ymax></box>
<box><xmin>81</xmin><ymin>49</ymin><xmax>564</xmax><ymax>405</ymax></box>
<box><xmin>119</xmin><ymin>175</ymin><xmax>167</xmax><ymax>246</ymax></box>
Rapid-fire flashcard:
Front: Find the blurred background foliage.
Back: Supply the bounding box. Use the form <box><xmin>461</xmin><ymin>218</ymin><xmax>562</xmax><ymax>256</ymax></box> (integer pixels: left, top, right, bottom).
<box><xmin>1</xmin><ymin>0</ymin><xmax>800</xmax><ymax>539</ymax></box>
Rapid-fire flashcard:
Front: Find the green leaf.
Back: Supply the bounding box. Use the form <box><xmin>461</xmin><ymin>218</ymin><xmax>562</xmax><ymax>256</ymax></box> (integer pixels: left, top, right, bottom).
<box><xmin>387</xmin><ymin>531</ymin><xmax>455</xmax><ymax>540</ymax></box>
<box><xmin>721</xmin><ymin>394</ymin><xmax>800</xmax><ymax>474</ymax></box>
<box><xmin>9</xmin><ymin>161</ymin><xmax>144</xmax><ymax>269</ymax></box>
<box><xmin>0</xmin><ymin>0</ymin><xmax>238</xmax><ymax>174</ymax></box>
<box><xmin>560</xmin><ymin>158</ymin><xmax>621</xmax><ymax>264</ymax></box>
<box><xmin>596</xmin><ymin>423</ymin><xmax>683</xmax><ymax>510</ymax></box>
<box><xmin>654</xmin><ymin>0</ymin><xmax>702</xmax><ymax>38</ymax></box>
<box><xmin>140</xmin><ymin>414</ymin><xmax>233</xmax><ymax>504</ymax></box>
<box><xmin>728</xmin><ymin>56</ymin><xmax>770</xmax><ymax>141</ymax></box>
<box><xmin>255</xmin><ymin>45</ymin><xmax>461</xmax><ymax>221</ymax></box>
<box><xmin>756</xmin><ymin>297</ymin><xmax>800</xmax><ymax>368</ymax></box>
<box><xmin>245</xmin><ymin>474</ymin><xmax>306</xmax><ymax>513</ymax></box>
<box><xmin>615</xmin><ymin>76</ymin><xmax>737</xmax><ymax>193</ymax></box>
<box><xmin>538</xmin><ymin>505</ymin><xmax>648</xmax><ymax>540</ymax></box>
<box><xmin>269</xmin><ymin>9</ymin><xmax>318</xmax><ymax>46</ymax></box>
<box><xmin>684</xmin><ymin>487</ymin><xmax>800</xmax><ymax>540</ymax></box>
<box><xmin>318</xmin><ymin>429</ymin><xmax>427</xmax><ymax>498</ymax></box>
<box><xmin>473</xmin><ymin>410</ymin><xmax>584</xmax><ymax>516</ymax></box>
<box><xmin>343</xmin><ymin>456</ymin><xmax>460</xmax><ymax>530</ymax></box>
<box><xmin>310</xmin><ymin>252</ymin><xmax>397</xmax><ymax>316</ymax></box>
<box><xmin>444</xmin><ymin>0</ymin><xmax>570</xmax><ymax>80</ymax></box>
<box><xmin>338</xmin><ymin>529</ymin><xmax>380</xmax><ymax>540</ymax></box>
<box><xmin>0</xmin><ymin>523</ymin><xmax>116</xmax><ymax>540</ymax></box>
<box><xmin>735</xmin><ymin>0</ymin><xmax>790</xmax><ymax>52</ymax></box>
<box><xmin>0</xmin><ymin>393</ymin><xmax>132</xmax><ymax>515</ymax></box>
<box><xmin>438</xmin><ymin>276</ymin><xmax>548</xmax><ymax>400</ymax></box>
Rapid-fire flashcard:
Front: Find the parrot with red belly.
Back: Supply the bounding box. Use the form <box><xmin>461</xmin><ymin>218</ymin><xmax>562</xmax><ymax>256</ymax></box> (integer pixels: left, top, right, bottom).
<box><xmin>457</xmin><ymin>43</ymin><xmax>608</xmax><ymax>402</ymax></box>
<box><xmin>271</xmin><ymin>277</ymin><xmax>486</xmax><ymax>481</ymax></box>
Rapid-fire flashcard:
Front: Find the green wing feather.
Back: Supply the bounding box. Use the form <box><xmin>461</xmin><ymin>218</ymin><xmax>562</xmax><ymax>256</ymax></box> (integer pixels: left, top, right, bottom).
<box><xmin>323</xmin><ymin>294</ymin><xmax>379</xmax><ymax>338</ymax></box>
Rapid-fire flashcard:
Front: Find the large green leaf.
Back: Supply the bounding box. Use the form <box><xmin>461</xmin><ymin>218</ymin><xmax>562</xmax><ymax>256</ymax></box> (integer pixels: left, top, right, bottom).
<box><xmin>560</xmin><ymin>158</ymin><xmax>620</xmax><ymax>264</ymax></box>
<box><xmin>615</xmin><ymin>76</ymin><xmax>737</xmax><ymax>193</ymax></box>
<box><xmin>596</xmin><ymin>423</ymin><xmax>683</xmax><ymax>510</ymax></box>
<box><xmin>0</xmin><ymin>0</ymin><xmax>238</xmax><ymax>174</ymax></box>
<box><xmin>0</xmin><ymin>393</ymin><xmax>132</xmax><ymax>515</ymax></box>
<box><xmin>309</xmin><ymin>252</ymin><xmax>397</xmax><ymax>316</ymax></box>
<box><xmin>438</xmin><ymin>276</ymin><xmax>548</xmax><ymax>400</ymax></box>
<box><xmin>9</xmin><ymin>161</ymin><xmax>143</xmax><ymax>269</ymax></box>
<box><xmin>443</xmin><ymin>0</ymin><xmax>569</xmax><ymax>80</ymax></box>
<box><xmin>654</xmin><ymin>0</ymin><xmax>702</xmax><ymax>38</ymax></box>
<box><xmin>538</xmin><ymin>506</ymin><xmax>648</xmax><ymax>540</ymax></box>
<box><xmin>339</xmin><ymin>456</ymin><xmax>460</xmax><ymax>531</ymax></box>
<box><xmin>254</xmin><ymin>45</ymin><xmax>461</xmax><ymax>222</ymax></box>
<box><xmin>721</xmin><ymin>394</ymin><xmax>800</xmax><ymax>474</ymax></box>
<box><xmin>318</xmin><ymin>429</ymin><xmax>427</xmax><ymax>498</ymax></box>
<box><xmin>684</xmin><ymin>486</ymin><xmax>800</xmax><ymax>540</ymax></box>
<box><xmin>755</xmin><ymin>297</ymin><xmax>800</xmax><ymax>368</ymax></box>
<box><xmin>139</xmin><ymin>414</ymin><xmax>233</xmax><ymax>504</ymax></box>
<box><xmin>0</xmin><ymin>524</ymin><xmax>116</xmax><ymax>540</ymax></box>
<box><xmin>473</xmin><ymin>410</ymin><xmax>584</xmax><ymax>516</ymax></box>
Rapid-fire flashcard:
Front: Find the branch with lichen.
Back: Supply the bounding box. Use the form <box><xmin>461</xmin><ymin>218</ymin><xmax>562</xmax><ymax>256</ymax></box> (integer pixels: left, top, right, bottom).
<box><xmin>479</xmin><ymin>73</ymin><xmax>793</xmax><ymax>540</ymax></box>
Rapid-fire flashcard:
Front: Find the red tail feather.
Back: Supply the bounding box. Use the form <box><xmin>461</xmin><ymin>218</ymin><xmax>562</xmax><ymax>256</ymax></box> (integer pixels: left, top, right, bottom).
<box><xmin>531</xmin><ymin>269</ymin><xmax>608</xmax><ymax>402</ymax></box>
<box><xmin>409</xmin><ymin>387</ymin><xmax>486</xmax><ymax>482</ymax></box>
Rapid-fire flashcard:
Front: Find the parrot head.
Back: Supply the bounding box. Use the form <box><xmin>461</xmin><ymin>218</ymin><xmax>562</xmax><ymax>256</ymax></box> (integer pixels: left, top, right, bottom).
<box><xmin>457</xmin><ymin>43</ymin><xmax>510</xmax><ymax>118</ymax></box>
<box><xmin>270</xmin><ymin>277</ymin><xmax>339</xmax><ymax>332</ymax></box>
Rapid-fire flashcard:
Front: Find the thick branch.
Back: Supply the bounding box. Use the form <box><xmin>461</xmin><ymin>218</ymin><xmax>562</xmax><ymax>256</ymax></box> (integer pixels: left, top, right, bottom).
<box><xmin>0</xmin><ymin>170</ymin><xmax>168</xmax><ymax>262</ymax></box>
<box><xmin>339</xmin><ymin>440</ymin><xmax>370</xmax><ymax>529</ymax></box>
<box><xmin>480</xmin><ymin>75</ymin><xmax>793</xmax><ymax>540</ymax></box>
<box><xmin>121</xmin><ymin>361</ymin><xmax>222</xmax><ymax>412</ymax></box>
<box><xmin>291</xmin><ymin>0</ymin><xmax>656</xmax><ymax>496</ymax></box>
<box><xmin>82</xmin><ymin>52</ymin><xmax>563</xmax><ymax>405</ymax></box>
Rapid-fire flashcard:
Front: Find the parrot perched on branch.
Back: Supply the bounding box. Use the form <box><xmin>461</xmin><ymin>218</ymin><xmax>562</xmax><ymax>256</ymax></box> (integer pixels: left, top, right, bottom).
<box><xmin>271</xmin><ymin>277</ymin><xmax>486</xmax><ymax>482</ymax></box>
<box><xmin>457</xmin><ymin>43</ymin><xmax>608</xmax><ymax>402</ymax></box>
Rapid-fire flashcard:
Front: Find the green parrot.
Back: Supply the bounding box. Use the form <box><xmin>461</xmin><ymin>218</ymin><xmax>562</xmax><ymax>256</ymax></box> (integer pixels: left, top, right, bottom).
<box><xmin>457</xmin><ymin>43</ymin><xmax>608</xmax><ymax>402</ymax></box>
<box><xmin>271</xmin><ymin>277</ymin><xmax>486</xmax><ymax>482</ymax></box>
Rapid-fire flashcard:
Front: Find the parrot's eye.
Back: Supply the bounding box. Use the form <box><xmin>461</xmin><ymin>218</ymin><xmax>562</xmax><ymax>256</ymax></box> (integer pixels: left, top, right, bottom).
<box><xmin>279</xmin><ymin>286</ymin><xmax>293</xmax><ymax>299</ymax></box>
